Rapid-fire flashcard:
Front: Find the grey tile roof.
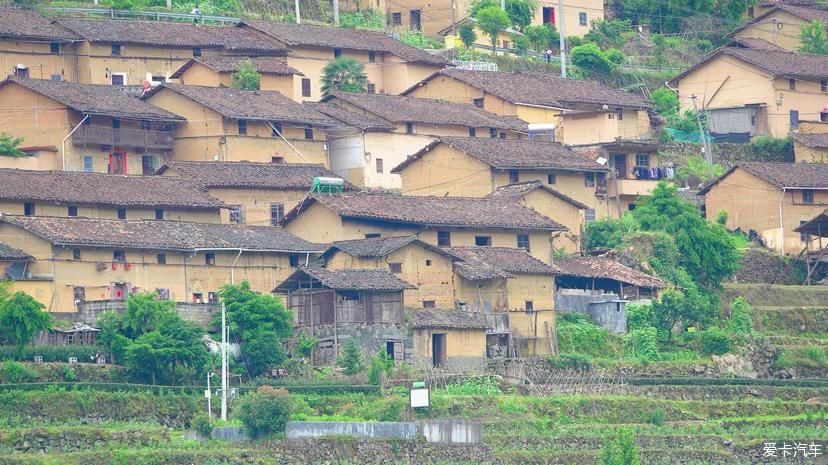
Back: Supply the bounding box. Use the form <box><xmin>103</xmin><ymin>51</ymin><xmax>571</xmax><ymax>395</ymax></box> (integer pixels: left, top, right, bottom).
<box><xmin>329</xmin><ymin>236</ymin><xmax>452</xmax><ymax>258</ymax></box>
<box><xmin>393</xmin><ymin>137</ymin><xmax>609</xmax><ymax>173</ymax></box>
<box><xmin>0</xmin><ymin>215</ymin><xmax>325</xmax><ymax>252</ymax></box>
<box><xmin>146</xmin><ymin>84</ymin><xmax>337</xmax><ymax>125</ymax></box>
<box><xmin>699</xmin><ymin>162</ymin><xmax>828</xmax><ymax>193</ymax></box>
<box><xmin>282</xmin><ymin>192</ymin><xmax>567</xmax><ymax>231</ymax></box>
<box><xmin>726</xmin><ymin>37</ymin><xmax>785</xmax><ymax>51</ymax></box>
<box><xmin>2</xmin><ymin>76</ymin><xmax>183</xmax><ymax>121</ymax></box>
<box><xmin>486</xmin><ymin>181</ymin><xmax>590</xmax><ymax>209</ymax></box>
<box><xmin>155</xmin><ymin>161</ymin><xmax>355</xmax><ymax>191</ymax></box>
<box><xmin>555</xmin><ymin>256</ymin><xmax>668</xmax><ymax>289</ymax></box>
<box><xmin>0</xmin><ymin>169</ymin><xmax>223</xmax><ymax>209</ymax></box>
<box><xmin>55</xmin><ymin>17</ymin><xmax>286</xmax><ymax>51</ymax></box>
<box><xmin>306</xmin><ymin>103</ymin><xmax>396</xmax><ymax>131</ymax></box>
<box><xmin>794</xmin><ymin>209</ymin><xmax>828</xmax><ymax>236</ymax></box>
<box><xmin>407</xmin><ymin>308</ymin><xmax>488</xmax><ymax>329</ymax></box>
<box><xmin>240</xmin><ymin>20</ymin><xmax>449</xmax><ymax>66</ymax></box>
<box><xmin>0</xmin><ymin>241</ymin><xmax>32</xmax><ymax>260</ymax></box>
<box><xmin>276</xmin><ymin>266</ymin><xmax>415</xmax><ymax>291</ymax></box>
<box><xmin>170</xmin><ymin>56</ymin><xmax>300</xmax><ymax>79</ymax></box>
<box><xmin>445</xmin><ymin>246</ymin><xmax>557</xmax><ymax>281</ymax></box>
<box><xmin>404</xmin><ymin>68</ymin><xmax>652</xmax><ymax>110</ymax></box>
<box><xmin>323</xmin><ymin>92</ymin><xmax>528</xmax><ymax>131</ymax></box>
<box><xmin>792</xmin><ymin>132</ymin><xmax>828</xmax><ymax>149</ymax></box>
<box><xmin>672</xmin><ymin>47</ymin><xmax>828</xmax><ymax>85</ymax></box>
<box><xmin>0</xmin><ymin>8</ymin><xmax>79</xmax><ymax>41</ymax></box>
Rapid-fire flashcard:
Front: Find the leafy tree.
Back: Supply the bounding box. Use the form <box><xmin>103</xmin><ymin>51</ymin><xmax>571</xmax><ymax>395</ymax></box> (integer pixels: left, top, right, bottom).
<box><xmin>570</xmin><ymin>42</ymin><xmax>614</xmax><ymax>76</ymax></box>
<box><xmin>368</xmin><ymin>350</ymin><xmax>394</xmax><ymax>384</ymax></box>
<box><xmin>0</xmin><ymin>133</ymin><xmax>26</xmax><ymax>157</ymax></box>
<box><xmin>624</xmin><ymin>326</ymin><xmax>658</xmax><ymax>361</ymax></box>
<box><xmin>474</xmin><ymin>5</ymin><xmax>511</xmax><ymax>53</ymax></box>
<box><xmin>0</xmin><ymin>292</ymin><xmax>51</xmax><ymax>355</ymax></box>
<box><xmin>799</xmin><ymin>20</ymin><xmax>828</xmax><ymax>55</ymax></box>
<box><xmin>728</xmin><ymin>297</ymin><xmax>755</xmax><ymax>338</ymax></box>
<box><xmin>650</xmin><ymin>289</ymin><xmax>716</xmax><ymax>342</ymax></box>
<box><xmin>121</xmin><ymin>291</ymin><xmax>176</xmax><ymax>339</ymax></box>
<box><xmin>633</xmin><ymin>182</ymin><xmax>741</xmax><ymax>289</ymax></box>
<box><xmin>650</xmin><ymin>87</ymin><xmax>679</xmax><ymax>118</ymax></box>
<box><xmin>601</xmin><ymin>427</ymin><xmax>640</xmax><ymax>465</ymax></box>
<box><xmin>338</xmin><ymin>338</ymin><xmax>364</xmax><ymax>375</ymax></box>
<box><xmin>459</xmin><ymin>22</ymin><xmax>477</xmax><ymax>47</ymax></box>
<box><xmin>321</xmin><ymin>57</ymin><xmax>368</xmax><ymax>94</ymax></box>
<box><xmin>231</xmin><ymin>59</ymin><xmax>261</xmax><ymax>91</ymax></box>
<box><xmin>699</xmin><ymin>327</ymin><xmax>730</xmax><ymax>355</ymax></box>
<box><xmin>216</xmin><ymin>281</ymin><xmax>293</xmax><ymax>377</ymax></box>
<box><xmin>584</xmin><ymin>19</ymin><xmax>632</xmax><ymax>49</ymax></box>
<box><xmin>584</xmin><ymin>213</ymin><xmax>638</xmax><ymax>250</ymax></box>
<box><xmin>524</xmin><ymin>24</ymin><xmax>559</xmax><ymax>51</ymax></box>
<box><xmin>511</xmin><ymin>33</ymin><xmax>531</xmax><ymax>55</ymax></box>
<box><xmin>470</xmin><ymin>0</ymin><xmax>537</xmax><ymax>30</ymax></box>
<box><xmin>236</xmin><ymin>386</ymin><xmax>292</xmax><ymax>437</ymax></box>
<box><xmin>604</xmin><ymin>49</ymin><xmax>626</xmax><ymax>67</ymax></box>
<box><xmin>97</xmin><ymin>311</ymin><xmax>131</xmax><ymax>364</ymax></box>
<box><xmin>124</xmin><ymin>313</ymin><xmax>206</xmax><ymax>385</ymax></box>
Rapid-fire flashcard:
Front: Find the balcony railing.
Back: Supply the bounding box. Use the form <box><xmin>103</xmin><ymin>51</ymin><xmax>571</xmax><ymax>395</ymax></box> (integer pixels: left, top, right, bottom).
<box><xmin>73</xmin><ymin>126</ymin><xmax>174</xmax><ymax>151</ymax></box>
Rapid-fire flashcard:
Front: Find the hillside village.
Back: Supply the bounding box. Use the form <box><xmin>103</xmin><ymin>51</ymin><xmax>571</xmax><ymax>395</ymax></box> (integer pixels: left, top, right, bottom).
<box><xmin>0</xmin><ymin>1</ymin><xmax>827</xmax><ymax>463</ymax></box>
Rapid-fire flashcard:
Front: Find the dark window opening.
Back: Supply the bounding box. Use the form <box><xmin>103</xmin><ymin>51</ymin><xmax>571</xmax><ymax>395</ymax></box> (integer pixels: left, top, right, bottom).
<box><xmin>822</xmin><ymin>80</ymin><xmax>827</xmax><ymax>92</ymax></box>
<box><xmin>376</xmin><ymin>158</ymin><xmax>384</xmax><ymax>173</ymax></box>
<box><xmin>117</xmin><ymin>208</ymin><xmax>126</xmax><ymax>220</ymax></box>
<box><xmin>238</xmin><ymin>119</ymin><xmax>247</xmax><ymax>135</ymax></box>
<box><xmin>499</xmin><ymin>132</ymin><xmax>507</xmax><ymax>139</ymax></box>
<box><xmin>368</xmin><ymin>51</ymin><xmax>376</xmax><ymax>62</ymax></box>
<box><xmin>801</xmin><ymin>220</ymin><xmax>808</xmax><ymax>242</ymax></box>
<box><xmin>205</xmin><ymin>253</ymin><xmax>216</xmax><ymax>265</ymax></box>
<box><xmin>469</xmin><ymin>127</ymin><xmax>476</xmax><ymax>137</ymax></box>
<box><xmin>270</xmin><ymin>203</ymin><xmax>284</xmax><ymax>225</ymax></box>
<box><xmin>475</xmin><ymin>236</ymin><xmax>492</xmax><ymax>246</ymax></box>
<box><xmin>111</xmin><ymin>43</ymin><xmax>121</xmax><ymax>56</ymax></box>
<box><xmin>289</xmin><ymin>254</ymin><xmax>301</xmax><ymax>267</ymax></box>
<box><xmin>24</xmin><ymin>203</ymin><xmax>35</xmax><ymax>216</ymax></box>
<box><xmin>271</xmin><ymin>121</ymin><xmax>282</xmax><ymax>136</ymax></box>
<box><xmin>72</xmin><ymin>248</ymin><xmax>81</xmax><ymax>260</ymax></box>
<box><xmin>803</xmin><ymin>189</ymin><xmax>814</xmax><ymax>204</ymax></box>
<box><xmin>68</xmin><ymin>206</ymin><xmax>78</xmax><ymax>217</ymax></box>
<box><xmin>365</xmin><ymin>233</ymin><xmax>381</xmax><ymax>238</ymax></box>
<box><xmin>585</xmin><ymin>208</ymin><xmax>596</xmax><ymax>222</ymax></box>
<box><xmin>547</xmin><ymin>174</ymin><xmax>556</xmax><ymax>184</ymax></box>
<box><xmin>301</xmin><ymin>78</ymin><xmax>311</xmax><ymax>97</ymax></box>
<box><xmin>585</xmin><ymin>172</ymin><xmax>595</xmax><ymax>187</ymax></box>
<box><xmin>157</xmin><ymin>254</ymin><xmax>166</xmax><ymax>264</ymax></box>
<box><xmin>517</xmin><ymin>234</ymin><xmax>530</xmax><ymax>251</ymax></box>
<box><xmin>74</xmin><ymin>287</ymin><xmax>85</xmax><ymax>302</ymax></box>
<box><xmin>789</xmin><ymin>78</ymin><xmax>796</xmax><ymax>90</ymax></box>
<box><xmin>113</xmin><ymin>250</ymin><xmax>126</xmax><ymax>263</ymax></box>
<box><xmin>272</xmin><ymin>156</ymin><xmax>285</xmax><ymax>163</ymax></box>
<box><xmin>423</xmin><ymin>300</ymin><xmax>436</xmax><ymax>308</ymax></box>
<box><xmin>193</xmin><ymin>47</ymin><xmax>201</xmax><ymax>57</ymax></box>
<box><xmin>367</xmin><ymin>83</ymin><xmax>376</xmax><ymax>93</ymax></box>
<box><xmin>525</xmin><ymin>301</ymin><xmax>534</xmax><ymax>313</ymax></box>
<box><xmin>304</xmin><ymin>124</ymin><xmax>314</xmax><ymax>140</ymax></box>
<box><xmin>192</xmin><ymin>292</ymin><xmax>203</xmax><ymax>303</ymax></box>
<box><xmin>334</xmin><ymin>48</ymin><xmax>342</xmax><ymax>58</ymax></box>
<box><xmin>389</xmin><ymin>263</ymin><xmax>402</xmax><ymax>273</ymax></box>
<box><xmin>50</xmin><ymin>42</ymin><xmax>60</xmax><ymax>54</ymax></box>
<box><xmin>425</xmin><ymin>259</ymin><xmax>432</xmax><ymax>266</ymax></box>
<box><xmin>406</xmin><ymin>122</ymin><xmax>415</xmax><ymax>134</ymax></box>
<box><xmin>579</xmin><ymin>12</ymin><xmax>587</xmax><ymax>26</ymax></box>
<box><xmin>509</xmin><ymin>169</ymin><xmax>519</xmax><ymax>183</ymax></box>
<box><xmin>229</xmin><ymin>206</ymin><xmax>243</xmax><ymax>224</ymax></box>
<box><xmin>473</xmin><ymin>98</ymin><xmax>484</xmax><ymax>108</ymax></box>
<box><xmin>391</xmin><ymin>12</ymin><xmax>402</xmax><ymax>26</ymax></box>
<box><xmin>155</xmin><ymin>209</ymin><xmax>164</xmax><ymax>220</ymax></box>
<box><xmin>437</xmin><ymin>230</ymin><xmax>451</xmax><ymax>246</ymax></box>
<box><xmin>490</xmin><ymin>127</ymin><xmax>497</xmax><ymax>138</ymax></box>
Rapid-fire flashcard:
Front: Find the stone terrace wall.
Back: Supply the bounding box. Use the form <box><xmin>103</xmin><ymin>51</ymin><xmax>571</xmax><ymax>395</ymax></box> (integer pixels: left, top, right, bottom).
<box><xmin>71</xmin><ymin>300</ymin><xmax>217</xmax><ymax>327</ymax></box>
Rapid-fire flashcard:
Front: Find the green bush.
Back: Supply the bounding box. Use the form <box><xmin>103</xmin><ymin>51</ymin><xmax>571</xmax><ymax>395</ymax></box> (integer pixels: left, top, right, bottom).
<box><xmin>236</xmin><ymin>386</ymin><xmax>292</xmax><ymax>437</ymax></box>
<box><xmin>1</xmin><ymin>361</ymin><xmax>35</xmax><ymax>383</ymax></box>
<box><xmin>337</xmin><ymin>339</ymin><xmax>364</xmax><ymax>376</ymax></box>
<box><xmin>584</xmin><ymin>214</ymin><xmax>638</xmax><ymax>250</ymax></box>
<box><xmin>61</xmin><ymin>365</ymin><xmax>76</xmax><ymax>382</ymax></box>
<box><xmin>699</xmin><ymin>328</ymin><xmax>731</xmax><ymax>355</ymax></box>
<box><xmin>546</xmin><ymin>353</ymin><xmax>593</xmax><ymax>371</ymax></box>
<box><xmin>367</xmin><ymin>350</ymin><xmax>393</xmax><ymax>385</ymax></box>
<box><xmin>626</xmin><ymin>304</ymin><xmax>652</xmax><ymax>331</ymax></box>
<box><xmin>649</xmin><ymin>408</ymin><xmax>665</xmax><ymax>427</ymax></box>
<box><xmin>624</xmin><ymin>326</ymin><xmax>659</xmax><ymax>361</ymax></box>
<box><xmin>192</xmin><ymin>412</ymin><xmax>213</xmax><ymax>437</ymax></box>
<box><xmin>556</xmin><ymin>313</ymin><xmax>619</xmax><ymax>357</ymax></box>
<box><xmin>339</xmin><ymin>10</ymin><xmax>384</xmax><ymax>30</ymax></box>
<box><xmin>728</xmin><ymin>297</ymin><xmax>754</xmax><ymax>339</ymax></box>
<box><xmin>444</xmin><ymin>377</ymin><xmax>501</xmax><ymax>395</ymax></box>
<box><xmin>600</xmin><ymin>427</ymin><xmax>640</xmax><ymax>465</ymax></box>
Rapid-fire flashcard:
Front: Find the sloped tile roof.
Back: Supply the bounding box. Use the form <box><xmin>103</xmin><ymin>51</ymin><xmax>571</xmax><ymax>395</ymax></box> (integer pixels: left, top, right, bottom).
<box><xmin>404</xmin><ymin>69</ymin><xmax>651</xmax><ymax>110</ymax></box>
<box><xmin>2</xmin><ymin>76</ymin><xmax>183</xmax><ymax>121</ymax></box>
<box><xmin>306</xmin><ymin>103</ymin><xmax>396</xmax><ymax>131</ymax></box>
<box><xmin>768</xmin><ymin>3</ymin><xmax>828</xmax><ymax>21</ymax></box>
<box><xmin>555</xmin><ymin>256</ymin><xmax>668</xmax><ymax>289</ymax></box>
<box><xmin>156</xmin><ymin>161</ymin><xmax>354</xmax><ymax>190</ymax></box>
<box><xmin>55</xmin><ymin>17</ymin><xmax>285</xmax><ymax>51</ymax></box>
<box><xmin>393</xmin><ymin>137</ymin><xmax>609</xmax><ymax>173</ymax></box>
<box><xmin>792</xmin><ymin>132</ymin><xmax>828</xmax><ymax>149</ymax></box>
<box><xmin>170</xmin><ymin>56</ymin><xmax>300</xmax><ymax>79</ymax></box>
<box><xmin>726</xmin><ymin>37</ymin><xmax>785</xmax><ymax>52</ymax></box>
<box><xmin>278</xmin><ymin>266</ymin><xmax>415</xmax><ymax>291</ymax></box>
<box><xmin>0</xmin><ymin>241</ymin><xmax>32</xmax><ymax>260</ymax></box>
<box><xmin>759</xmin><ymin>0</ymin><xmax>815</xmax><ymax>7</ymax></box>
<box><xmin>240</xmin><ymin>20</ymin><xmax>449</xmax><ymax>66</ymax></box>
<box><xmin>0</xmin><ymin>169</ymin><xmax>223</xmax><ymax>209</ymax></box>
<box><xmin>487</xmin><ymin>181</ymin><xmax>590</xmax><ymax>209</ymax></box>
<box><xmin>0</xmin><ymin>8</ymin><xmax>80</xmax><ymax>41</ymax></box>
<box><xmin>445</xmin><ymin>246</ymin><xmax>557</xmax><ymax>281</ymax></box>
<box><xmin>794</xmin><ymin>209</ymin><xmax>828</xmax><ymax>236</ymax></box>
<box><xmin>323</xmin><ymin>92</ymin><xmax>528</xmax><ymax>131</ymax></box>
<box><xmin>672</xmin><ymin>47</ymin><xmax>828</xmax><ymax>84</ymax></box>
<box><xmin>330</xmin><ymin>236</ymin><xmax>451</xmax><ymax>258</ymax></box>
<box><xmin>0</xmin><ymin>215</ymin><xmax>325</xmax><ymax>252</ymax></box>
<box><xmin>282</xmin><ymin>192</ymin><xmax>567</xmax><ymax>231</ymax></box>
<box><xmin>146</xmin><ymin>84</ymin><xmax>337</xmax><ymax>125</ymax></box>
<box><xmin>407</xmin><ymin>308</ymin><xmax>488</xmax><ymax>329</ymax></box>
<box><xmin>699</xmin><ymin>162</ymin><xmax>828</xmax><ymax>193</ymax></box>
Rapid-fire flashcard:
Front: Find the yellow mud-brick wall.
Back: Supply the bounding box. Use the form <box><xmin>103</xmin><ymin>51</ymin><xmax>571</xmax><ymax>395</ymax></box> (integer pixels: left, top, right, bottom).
<box><xmin>530</xmin><ymin>0</ymin><xmax>604</xmax><ymax>37</ymax></box>
<box><xmin>453</xmin><ymin>276</ymin><xmax>508</xmax><ymax>311</ymax></box>
<box><xmin>768</xmin><ymin>77</ymin><xmax>828</xmax><ymax>139</ymax></box>
<box><xmin>174</xmin><ymin>62</ymin><xmax>296</xmax><ymax>96</ymax></box>
<box><xmin>74</xmin><ymin>41</ymin><xmax>209</xmax><ymax>85</ymax></box>
<box><xmin>0</xmin><ymin>201</ymin><xmax>220</xmax><ymax>223</ymax></box>
<box><xmin>398</xmin><ymin>143</ymin><xmax>494</xmax><ymax>197</ymax></box>
<box><xmin>492</xmin><ymin>169</ymin><xmax>610</xmax><ymax>218</ymax></box>
<box><xmin>283</xmin><ymin>204</ymin><xmax>421</xmax><ymax>243</ymax></box>
<box><xmin>195</xmin><ymin>188</ymin><xmax>309</xmax><ymax>227</ymax></box>
<box><xmin>0</xmin><ymin>83</ymin><xmax>71</xmax><ymax>157</ymax></box>
<box><xmin>284</xmin><ymin>47</ymin><xmax>393</xmax><ymax>102</ymax></box>
<box><xmin>1</xmin><ymin>39</ymin><xmax>80</xmax><ymax>82</ymax></box>
<box><xmin>793</xmin><ymin>140</ymin><xmax>828</xmax><ymax>164</ymax></box>
<box><xmin>677</xmin><ymin>54</ymin><xmax>775</xmax><ymax>116</ymax></box>
<box><xmin>559</xmin><ymin>111</ymin><xmax>620</xmax><ymax>145</ymax></box>
<box><xmin>405</xmin><ymin>74</ymin><xmax>486</xmax><ymax>104</ymax></box>
<box><xmin>325</xmin><ymin>244</ymin><xmax>457</xmax><ymax>308</ymax></box>
<box><xmin>734</xmin><ymin>10</ymin><xmax>808</xmax><ymax>52</ymax></box>
<box><xmin>519</xmin><ymin>189</ymin><xmax>583</xmax><ymax>253</ymax></box>
<box><xmin>411</xmin><ymin>327</ymin><xmax>487</xmax><ymax>359</ymax></box>
<box><xmin>509</xmin><ymin>310</ymin><xmax>556</xmax><ymax>355</ymax></box>
<box><xmin>703</xmin><ymin>168</ymin><xmax>828</xmax><ymax>254</ymax></box>
<box><xmin>362</xmin><ymin>132</ymin><xmax>439</xmax><ymax>190</ymax></box>
<box><xmin>0</xmin><ymin>149</ymin><xmax>61</xmax><ymax>171</ymax></box>
<box><xmin>418</xmin><ymin>229</ymin><xmax>555</xmax><ymax>264</ymax></box>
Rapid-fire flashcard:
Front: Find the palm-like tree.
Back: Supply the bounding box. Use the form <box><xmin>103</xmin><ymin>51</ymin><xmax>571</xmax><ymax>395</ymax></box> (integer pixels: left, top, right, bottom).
<box><xmin>321</xmin><ymin>57</ymin><xmax>369</xmax><ymax>94</ymax></box>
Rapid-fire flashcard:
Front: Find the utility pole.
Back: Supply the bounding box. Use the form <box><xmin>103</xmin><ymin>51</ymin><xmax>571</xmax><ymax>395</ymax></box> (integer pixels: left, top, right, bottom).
<box><xmin>557</xmin><ymin>0</ymin><xmax>566</xmax><ymax>78</ymax></box>
<box><xmin>295</xmin><ymin>0</ymin><xmax>301</xmax><ymax>24</ymax></box>
<box><xmin>771</xmin><ymin>17</ymin><xmax>778</xmax><ymax>46</ymax></box>
<box><xmin>451</xmin><ymin>0</ymin><xmax>457</xmax><ymax>36</ymax></box>
<box><xmin>333</xmin><ymin>0</ymin><xmax>340</xmax><ymax>26</ymax></box>
<box><xmin>220</xmin><ymin>302</ymin><xmax>228</xmax><ymax>421</ymax></box>
<box><xmin>690</xmin><ymin>95</ymin><xmax>714</xmax><ymax>177</ymax></box>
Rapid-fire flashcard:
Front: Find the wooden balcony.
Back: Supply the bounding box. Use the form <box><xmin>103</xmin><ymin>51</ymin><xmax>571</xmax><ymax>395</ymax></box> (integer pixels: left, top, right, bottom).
<box><xmin>73</xmin><ymin>126</ymin><xmax>174</xmax><ymax>151</ymax></box>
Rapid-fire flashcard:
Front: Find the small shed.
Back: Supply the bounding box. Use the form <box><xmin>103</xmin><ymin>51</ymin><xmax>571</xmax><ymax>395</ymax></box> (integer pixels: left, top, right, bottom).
<box><xmin>406</xmin><ymin>308</ymin><xmax>488</xmax><ymax>370</ymax></box>
<box><xmin>274</xmin><ymin>267</ymin><xmax>415</xmax><ymax>365</ymax></box>
<box><xmin>794</xmin><ymin>209</ymin><xmax>828</xmax><ymax>284</ymax></box>
<box><xmin>32</xmin><ymin>323</ymin><xmax>100</xmax><ymax>346</ymax></box>
<box><xmin>555</xmin><ymin>256</ymin><xmax>668</xmax><ymax>299</ymax></box>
